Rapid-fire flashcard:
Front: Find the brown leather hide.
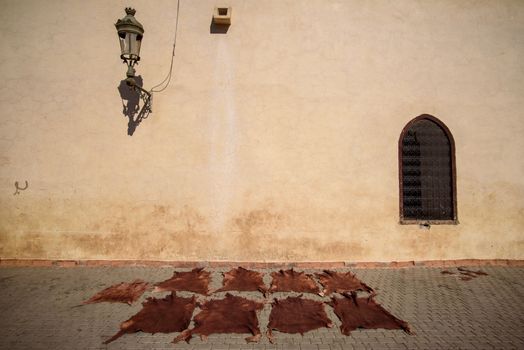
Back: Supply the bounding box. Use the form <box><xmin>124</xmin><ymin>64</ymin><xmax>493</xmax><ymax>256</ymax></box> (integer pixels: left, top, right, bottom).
<box><xmin>174</xmin><ymin>293</ymin><xmax>264</xmax><ymax>343</ymax></box>
<box><xmin>82</xmin><ymin>280</ymin><xmax>149</xmax><ymax>305</ymax></box>
<box><xmin>315</xmin><ymin>270</ymin><xmax>373</xmax><ymax>295</ymax></box>
<box><xmin>104</xmin><ymin>293</ymin><xmax>196</xmax><ymax>344</ymax></box>
<box><xmin>329</xmin><ymin>293</ymin><xmax>411</xmax><ymax>336</ymax></box>
<box><xmin>214</xmin><ymin>267</ymin><xmax>268</xmax><ymax>295</ymax></box>
<box><xmin>267</xmin><ymin>296</ymin><xmax>333</xmax><ymax>342</ymax></box>
<box><xmin>154</xmin><ymin>267</ymin><xmax>211</xmax><ymax>295</ymax></box>
<box><xmin>269</xmin><ymin>269</ymin><xmax>320</xmax><ymax>294</ymax></box>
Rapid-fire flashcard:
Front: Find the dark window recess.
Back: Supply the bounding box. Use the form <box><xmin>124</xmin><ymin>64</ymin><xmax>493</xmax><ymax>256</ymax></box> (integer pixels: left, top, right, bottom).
<box><xmin>401</xmin><ymin>119</ymin><xmax>454</xmax><ymax>220</ymax></box>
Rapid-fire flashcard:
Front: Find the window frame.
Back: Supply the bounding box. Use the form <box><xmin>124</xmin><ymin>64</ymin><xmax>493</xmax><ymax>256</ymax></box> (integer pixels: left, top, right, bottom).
<box><xmin>398</xmin><ymin>114</ymin><xmax>458</xmax><ymax>225</ymax></box>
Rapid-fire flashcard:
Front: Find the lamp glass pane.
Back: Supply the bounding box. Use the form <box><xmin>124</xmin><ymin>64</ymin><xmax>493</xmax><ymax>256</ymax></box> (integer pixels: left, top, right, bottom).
<box><xmin>118</xmin><ymin>33</ymin><xmax>128</xmax><ymax>55</ymax></box>
<box><xmin>135</xmin><ymin>35</ymin><xmax>142</xmax><ymax>57</ymax></box>
<box><xmin>125</xmin><ymin>34</ymin><xmax>133</xmax><ymax>56</ymax></box>
<box><xmin>131</xmin><ymin>33</ymin><xmax>137</xmax><ymax>56</ymax></box>
<box><xmin>128</xmin><ymin>33</ymin><xmax>142</xmax><ymax>58</ymax></box>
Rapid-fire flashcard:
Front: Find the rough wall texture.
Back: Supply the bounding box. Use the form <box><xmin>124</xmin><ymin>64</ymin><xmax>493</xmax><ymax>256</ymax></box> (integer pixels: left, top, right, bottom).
<box><xmin>0</xmin><ymin>0</ymin><xmax>523</xmax><ymax>262</ymax></box>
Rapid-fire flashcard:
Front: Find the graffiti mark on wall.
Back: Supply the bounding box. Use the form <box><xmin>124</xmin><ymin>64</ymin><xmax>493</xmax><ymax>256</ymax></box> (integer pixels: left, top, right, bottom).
<box><xmin>13</xmin><ymin>180</ymin><xmax>28</xmax><ymax>195</ymax></box>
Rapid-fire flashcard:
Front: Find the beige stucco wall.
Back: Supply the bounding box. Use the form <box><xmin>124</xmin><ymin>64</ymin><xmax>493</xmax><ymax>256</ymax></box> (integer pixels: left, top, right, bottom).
<box><xmin>0</xmin><ymin>0</ymin><xmax>523</xmax><ymax>262</ymax></box>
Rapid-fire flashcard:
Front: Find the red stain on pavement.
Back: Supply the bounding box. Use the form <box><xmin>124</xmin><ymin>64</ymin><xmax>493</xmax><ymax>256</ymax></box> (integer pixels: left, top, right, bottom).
<box><xmin>441</xmin><ymin>267</ymin><xmax>488</xmax><ymax>281</ymax></box>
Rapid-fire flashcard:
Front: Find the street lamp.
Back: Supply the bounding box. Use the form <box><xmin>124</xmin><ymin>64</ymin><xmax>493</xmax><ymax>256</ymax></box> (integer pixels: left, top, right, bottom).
<box><xmin>115</xmin><ymin>8</ymin><xmax>152</xmax><ymax>112</ymax></box>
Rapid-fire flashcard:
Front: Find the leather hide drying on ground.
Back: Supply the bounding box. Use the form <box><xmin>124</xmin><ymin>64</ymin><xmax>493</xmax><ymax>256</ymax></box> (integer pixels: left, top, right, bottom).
<box><xmin>82</xmin><ymin>280</ymin><xmax>149</xmax><ymax>305</ymax></box>
<box><xmin>267</xmin><ymin>295</ymin><xmax>333</xmax><ymax>343</ymax></box>
<box><xmin>104</xmin><ymin>293</ymin><xmax>196</xmax><ymax>344</ymax></box>
<box><xmin>154</xmin><ymin>267</ymin><xmax>211</xmax><ymax>295</ymax></box>
<box><xmin>315</xmin><ymin>270</ymin><xmax>374</xmax><ymax>295</ymax></box>
<box><xmin>214</xmin><ymin>267</ymin><xmax>268</xmax><ymax>295</ymax></box>
<box><xmin>174</xmin><ymin>293</ymin><xmax>264</xmax><ymax>343</ymax></box>
<box><xmin>269</xmin><ymin>269</ymin><xmax>320</xmax><ymax>294</ymax></box>
<box><xmin>329</xmin><ymin>292</ymin><xmax>411</xmax><ymax>336</ymax></box>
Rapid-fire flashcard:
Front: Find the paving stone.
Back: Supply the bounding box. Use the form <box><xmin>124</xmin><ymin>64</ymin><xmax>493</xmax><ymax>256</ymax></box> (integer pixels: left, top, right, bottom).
<box><xmin>300</xmin><ymin>345</ymin><xmax>318</xmax><ymax>350</ymax></box>
<box><xmin>0</xmin><ymin>266</ymin><xmax>523</xmax><ymax>350</ymax></box>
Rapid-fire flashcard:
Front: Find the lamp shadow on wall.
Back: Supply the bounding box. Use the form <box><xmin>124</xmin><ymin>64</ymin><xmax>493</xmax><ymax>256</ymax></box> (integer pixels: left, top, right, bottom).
<box><xmin>117</xmin><ymin>76</ymin><xmax>149</xmax><ymax>136</ymax></box>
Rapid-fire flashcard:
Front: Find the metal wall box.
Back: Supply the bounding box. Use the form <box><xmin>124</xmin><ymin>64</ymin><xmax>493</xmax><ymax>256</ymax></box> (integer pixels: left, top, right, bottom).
<box><xmin>213</xmin><ymin>7</ymin><xmax>232</xmax><ymax>25</ymax></box>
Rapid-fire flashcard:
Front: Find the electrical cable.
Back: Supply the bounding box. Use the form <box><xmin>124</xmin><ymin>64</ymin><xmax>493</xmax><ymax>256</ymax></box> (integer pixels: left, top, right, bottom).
<box><xmin>149</xmin><ymin>0</ymin><xmax>180</xmax><ymax>93</ymax></box>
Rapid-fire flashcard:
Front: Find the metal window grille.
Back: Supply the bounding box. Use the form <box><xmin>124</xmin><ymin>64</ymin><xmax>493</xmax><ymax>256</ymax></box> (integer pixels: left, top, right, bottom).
<box><xmin>401</xmin><ymin>119</ymin><xmax>454</xmax><ymax>220</ymax></box>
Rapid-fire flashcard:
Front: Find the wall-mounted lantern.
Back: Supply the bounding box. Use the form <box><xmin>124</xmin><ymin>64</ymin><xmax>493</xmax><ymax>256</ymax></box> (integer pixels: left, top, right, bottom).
<box><xmin>115</xmin><ymin>8</ymin><xmax>152</xmax><ymax>113</ymax></box>
<box><xmin>213</xmin><ymin>7</ymin><xmax>232</xmax><ymax>25</ymax></box>
<box><xmin>211</xmin><ymin>6</ymin><xmax>231</xmax><ymax>34</ymax></box>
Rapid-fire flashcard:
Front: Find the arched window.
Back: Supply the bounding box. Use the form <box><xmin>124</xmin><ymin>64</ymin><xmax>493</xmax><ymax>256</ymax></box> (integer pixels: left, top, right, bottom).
<box><xmin>399</xmin><ymin>115</ymin><xmax>457</xmax><ymax>224</ymax></box>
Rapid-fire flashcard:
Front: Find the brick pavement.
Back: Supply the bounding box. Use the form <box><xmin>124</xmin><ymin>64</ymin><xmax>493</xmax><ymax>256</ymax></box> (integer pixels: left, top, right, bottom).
<box><xmin>0</xmin><ymin>266</ymin><xmax>523</xmax><ymax>349</ymax></box>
